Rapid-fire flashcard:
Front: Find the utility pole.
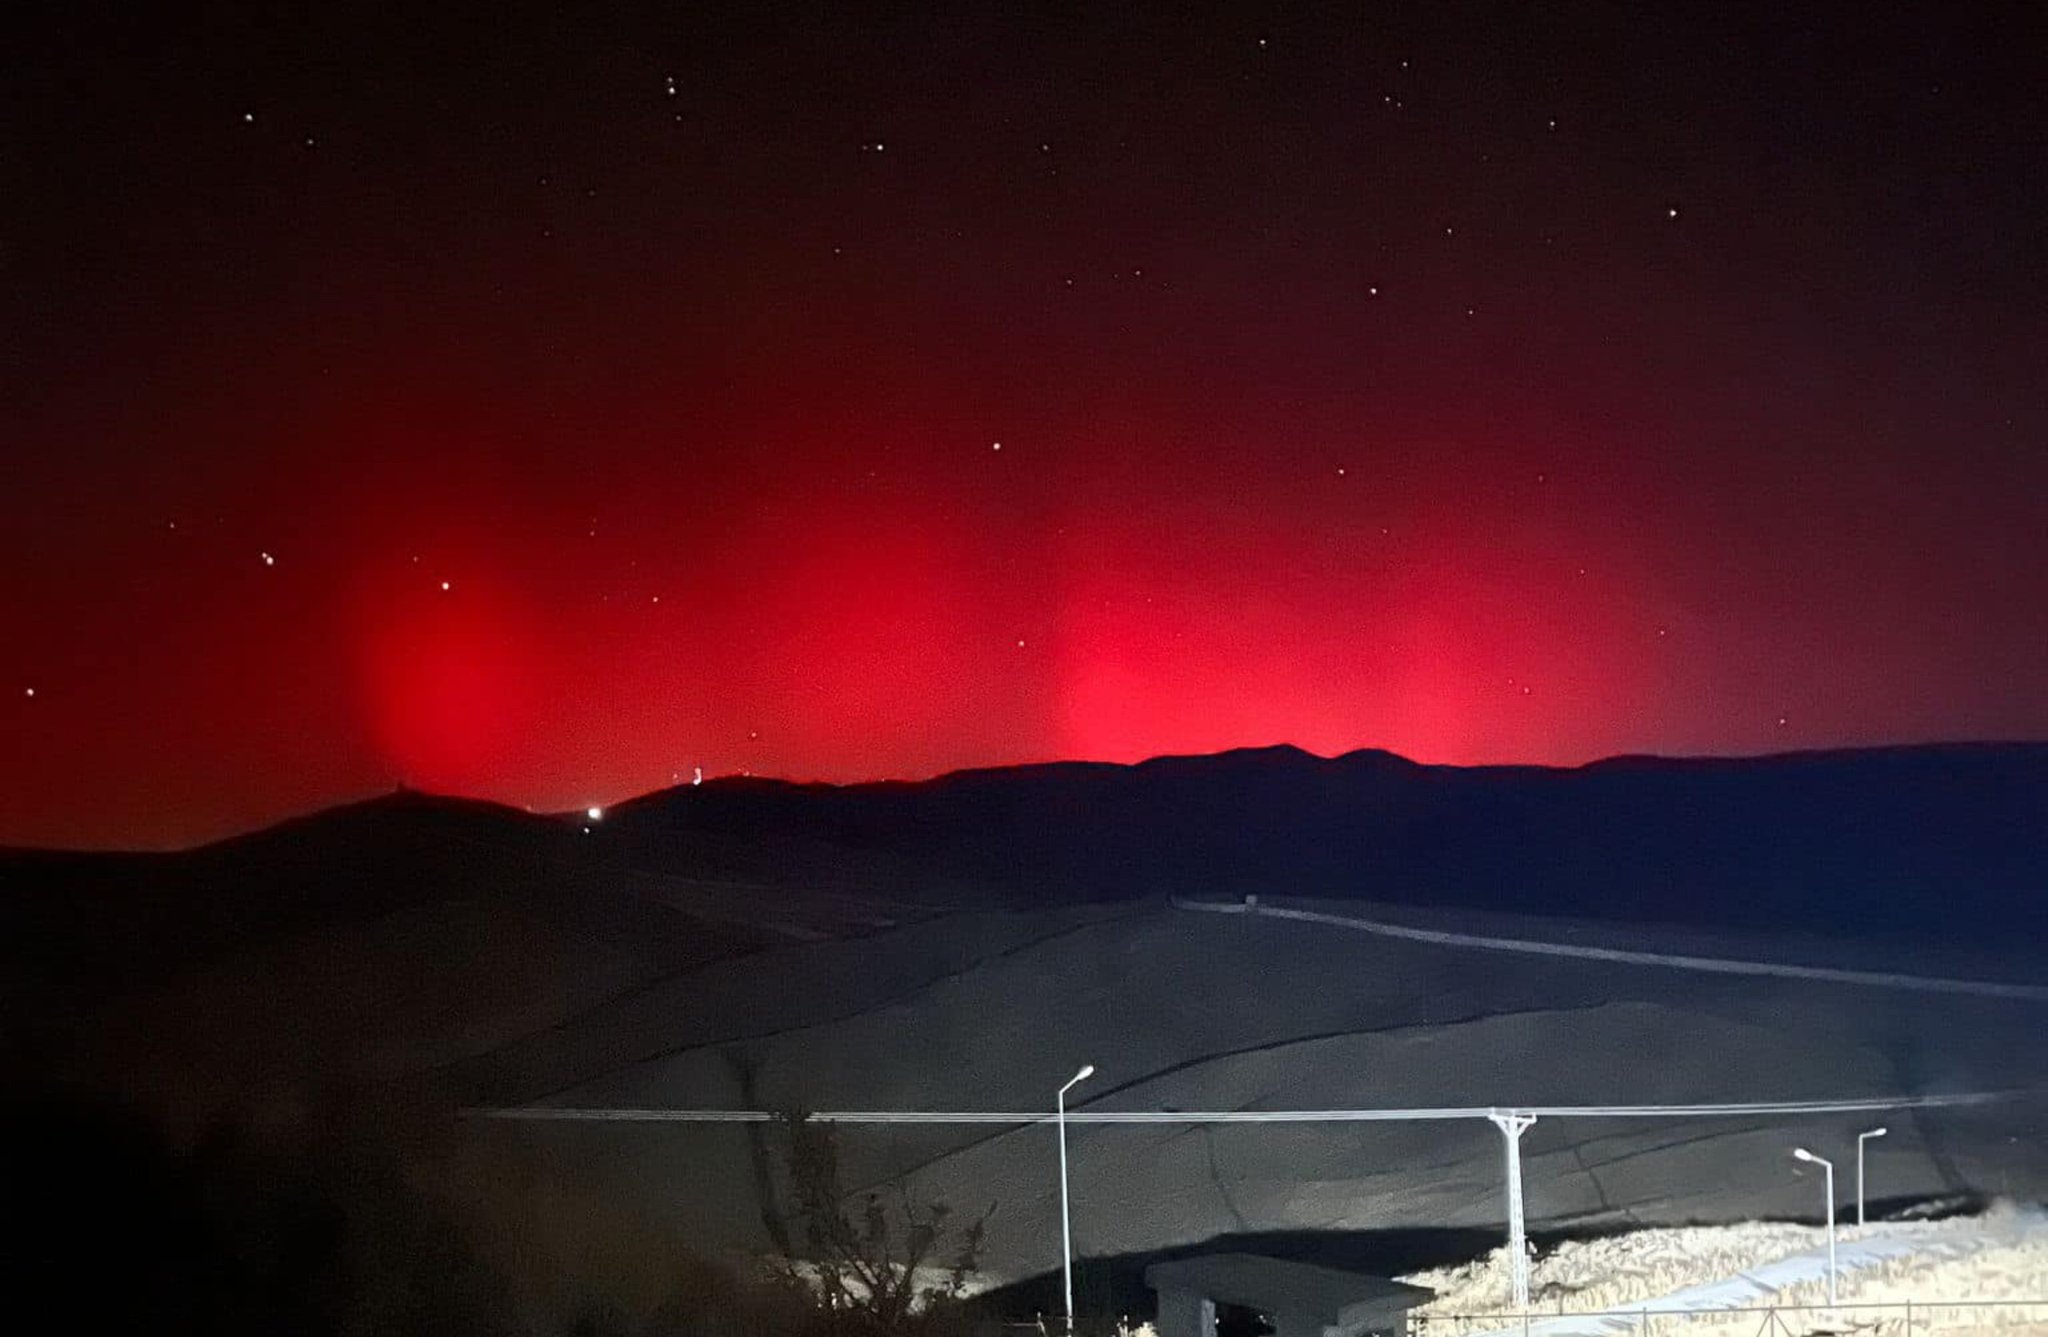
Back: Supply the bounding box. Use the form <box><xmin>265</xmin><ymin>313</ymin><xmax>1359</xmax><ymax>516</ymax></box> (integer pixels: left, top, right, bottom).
<box><xmin>1489</xmin><ymin>1110</ymin><xmax>1538</xmax><ymax>1310</ymax></box>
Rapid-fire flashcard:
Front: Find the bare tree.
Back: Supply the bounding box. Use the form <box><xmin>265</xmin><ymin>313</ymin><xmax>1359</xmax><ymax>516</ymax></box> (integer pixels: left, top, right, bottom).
<box><xmin>776</xmin><ymin>1112</ymin><xmax>991</xmax><ymax>1334</ymax></box>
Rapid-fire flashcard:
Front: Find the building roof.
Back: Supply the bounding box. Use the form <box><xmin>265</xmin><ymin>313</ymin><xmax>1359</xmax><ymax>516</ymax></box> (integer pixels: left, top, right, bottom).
<box><xmin>1144</xmin><ymin>1253</ymin><xmax>1435</xmax><ymax>1325</ymax></box>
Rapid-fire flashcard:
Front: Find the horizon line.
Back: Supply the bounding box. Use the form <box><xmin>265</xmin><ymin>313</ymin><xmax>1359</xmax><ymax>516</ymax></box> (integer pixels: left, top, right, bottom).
<box><xmin>8</xmin><ymin>735</ymin><xmax>2044</xmax><ymax>857</ymax></box>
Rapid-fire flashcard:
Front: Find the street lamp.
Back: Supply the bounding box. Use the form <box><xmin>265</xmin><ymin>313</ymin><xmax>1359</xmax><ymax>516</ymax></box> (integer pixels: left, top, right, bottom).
<box><xmin>1058</xmin><ymin>1065</ymin><xmax>1096</xmax><ymax>1335</ymax></box>
<box><xmin>1792</xmin><ymin>1147</ymin><xmax>1838</xmax><ymax>1305</ymax></box>
<box><xmin>1857</xmin><ymin>1127</ymin><xmax>1888</xmax><ymax>1227</ymax></box>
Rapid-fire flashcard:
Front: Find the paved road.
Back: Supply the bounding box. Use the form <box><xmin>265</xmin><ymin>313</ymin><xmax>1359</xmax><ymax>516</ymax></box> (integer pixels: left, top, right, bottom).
<box><xmin>1176</xmin><ymin>898</ymin><xmax>2048</xmax><ymax>1002</ymax></box>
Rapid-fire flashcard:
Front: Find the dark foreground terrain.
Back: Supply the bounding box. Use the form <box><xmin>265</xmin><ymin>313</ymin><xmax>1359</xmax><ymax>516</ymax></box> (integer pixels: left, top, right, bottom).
<box><xmin>6</xmin><ymin>744</ymin><xmax>2046</xmax><ymax>1327</ymax></box>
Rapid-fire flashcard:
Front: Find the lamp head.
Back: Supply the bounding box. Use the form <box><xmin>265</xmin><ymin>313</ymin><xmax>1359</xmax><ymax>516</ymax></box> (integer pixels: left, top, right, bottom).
<box><xmin>1866</xmin><ymin>1126</ymin><xmax>1888</xmax><ymax>1138</ymax></box>
<box><xmin>1073</xmin><ymin>1064</ymin><xmax>1096</xmax><ymax>1083</ymax></box>
<box><xmin>1792</xmin><ymin>1147</ymin><xmax>1818</xmax><ymax>1164</ymax></box>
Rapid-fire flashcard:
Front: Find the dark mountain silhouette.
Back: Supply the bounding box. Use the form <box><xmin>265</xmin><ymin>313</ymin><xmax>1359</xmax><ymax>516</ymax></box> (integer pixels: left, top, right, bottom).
<box><xmin>600</xmin><ymin>741</ymin><xmax>2048</xmax><ymax>941</ymax></box>
<box><xmin>7</xmin><ymin>743</ymin><xmax>2046</xmax><ymax>1015</ymax></box>
<box><xmin>5</xmin><ymin>743</ymin><xmax>2046</xmax><ymax>1290</ymax></box>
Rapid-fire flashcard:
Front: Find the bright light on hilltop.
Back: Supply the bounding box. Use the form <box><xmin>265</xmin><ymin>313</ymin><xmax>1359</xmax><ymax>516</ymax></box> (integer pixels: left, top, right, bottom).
<box><xmin>586</xmin><ymin>805</ymin><xmax>603</xmax><ymax>821</ymax></box>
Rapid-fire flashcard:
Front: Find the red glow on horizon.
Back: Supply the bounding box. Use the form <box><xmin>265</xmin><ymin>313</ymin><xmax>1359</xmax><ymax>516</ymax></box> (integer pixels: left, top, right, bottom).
<box><xmin>353</xmin><ymin>572</ymin><xmax>544</xmax><ymax>796</ymax></box>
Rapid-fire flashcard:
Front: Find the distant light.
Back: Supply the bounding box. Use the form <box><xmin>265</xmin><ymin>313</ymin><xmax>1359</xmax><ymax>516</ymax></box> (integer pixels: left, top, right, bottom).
<box><xmin>23</xmin><ymin>687</ymin><xmax>33</xmax><ymax>698</ymax></box>
<box><xmin>692</xmin><ymin>767</ymin><xmax>703</xmax><ymax>786</ymax></box>
<box><xmin>586</xmin><ymin>806</ymin><xmax>603</xmax><ymax>821</ymax></box>
<box><xmin>439</xmin><ymin>580</ymin><xmax>451</xmax><ymax>591</ymax></box>
<box><xmin>261</xmin><ymin>551</ymin><xmax>276</xmax><ymax>566</ymax></box>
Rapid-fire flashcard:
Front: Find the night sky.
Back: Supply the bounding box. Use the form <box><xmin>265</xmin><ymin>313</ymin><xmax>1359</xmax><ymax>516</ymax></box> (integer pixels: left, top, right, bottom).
<box><xmin>5</xmin><ymin>2</ymin><xmax>2045</xmax><ymax>849</ymax></box>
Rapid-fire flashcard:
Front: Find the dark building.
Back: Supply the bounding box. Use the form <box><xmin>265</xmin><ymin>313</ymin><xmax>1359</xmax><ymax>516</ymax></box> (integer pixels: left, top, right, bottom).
<box><xmin>1146</xmin><ymin>1254</ymin><xmax>1435</xmax><ymax>1337</ymax></box>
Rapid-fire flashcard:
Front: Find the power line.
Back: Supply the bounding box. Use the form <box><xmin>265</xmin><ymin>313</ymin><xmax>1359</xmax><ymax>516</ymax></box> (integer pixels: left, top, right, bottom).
<box><xmin>462</xmin><ymin>1091</ymin><xmax>2011</xmax><ymax>1124</ymax></box>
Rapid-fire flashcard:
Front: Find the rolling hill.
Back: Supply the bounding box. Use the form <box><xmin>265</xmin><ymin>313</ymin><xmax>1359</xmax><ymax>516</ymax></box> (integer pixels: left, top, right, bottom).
<box><xmin>5</xmin><ymin>743</ymin><xmax>2046</xmax><ymax>1295</ymax></box>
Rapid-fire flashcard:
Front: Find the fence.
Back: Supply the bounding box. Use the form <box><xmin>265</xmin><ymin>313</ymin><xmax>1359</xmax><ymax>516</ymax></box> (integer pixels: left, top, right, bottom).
<box><xmin>1412</xmin><ymin>1299</ymin><xmax>2048</xmax><ymax>1337</ymax></box>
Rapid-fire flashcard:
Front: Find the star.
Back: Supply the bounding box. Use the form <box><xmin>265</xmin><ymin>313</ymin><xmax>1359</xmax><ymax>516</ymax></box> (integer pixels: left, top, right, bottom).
<box><xmin>992</xmin><ymin>441</ymin><xmax>1002</xmax><ymax>451</ymax></box>
<box><xmin>23</xmin><ymin>687</ymin><xmax>33</xmax><ymax>698</ymax></box>
<box><xmin>242</xmin><ymin>112</ymin><xmax>255</xmax><ymax>124</ymax></box>
<box><xmin>439</xmin><ymin>580</ymin><xmax>451</xmax><ymax>591</ymax></box>
<box><xmin>1667</xmin><ymin>206</ymin><xmax>1680</xmax><ymax>219</ymax></box>
<box><xmin>260</xmin><ymin>551</ymin><xmax>276</xmax><ymax>566</ymax></box>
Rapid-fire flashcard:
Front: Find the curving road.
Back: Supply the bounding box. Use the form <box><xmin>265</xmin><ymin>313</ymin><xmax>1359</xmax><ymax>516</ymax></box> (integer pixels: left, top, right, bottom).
<box><xmin>1173</xmin><ymin>897</ymin><xmax>2048</xmax><ymax>1003</ymax></box>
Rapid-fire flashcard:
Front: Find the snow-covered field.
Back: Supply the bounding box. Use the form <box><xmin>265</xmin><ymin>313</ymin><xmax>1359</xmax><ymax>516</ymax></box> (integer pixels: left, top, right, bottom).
<box><xmin>1403</xmin><ymin>1206</ymin><xmax>2048</xmax><ymax>1336</ymax></box>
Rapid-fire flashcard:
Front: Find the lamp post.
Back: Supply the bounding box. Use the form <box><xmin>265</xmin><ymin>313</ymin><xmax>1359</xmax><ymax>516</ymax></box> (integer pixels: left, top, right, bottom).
<box><xmin>1857</xmin><ymin>1127</ymin><xmax>1888</xmax><ymax>1227</ymax></box>
<box><xmin>1058</xmin><ymin>1065</ymin><xmax>1096</xmax><ymax>1335</ymax></box>
<box><xmin>1793</xmin><ymin>1147</ymin><xmax>1838</xmax><ymax>1305</ymax></box>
